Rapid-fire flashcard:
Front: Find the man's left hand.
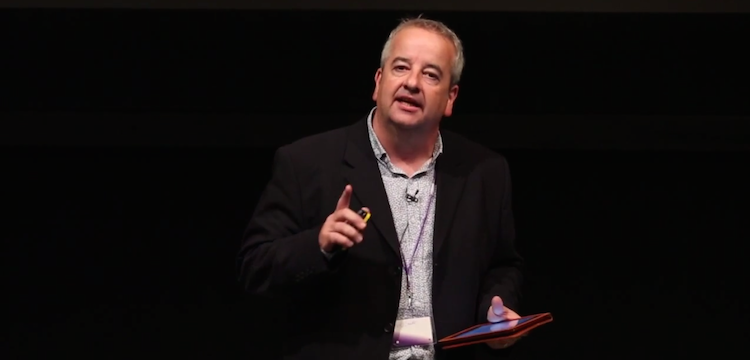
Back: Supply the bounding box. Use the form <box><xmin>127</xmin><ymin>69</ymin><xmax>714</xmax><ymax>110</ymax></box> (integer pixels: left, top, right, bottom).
<box><xmin>485</xmin><ymin>296</ymin><xmax>522</xmax><ymax>350</ymax></box>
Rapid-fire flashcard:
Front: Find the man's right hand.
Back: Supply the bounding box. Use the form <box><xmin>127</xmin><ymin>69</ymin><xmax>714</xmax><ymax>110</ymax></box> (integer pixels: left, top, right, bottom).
<box><xmin>318</xmin><ymin>185</ymin><xmax>369</xmax><ymax>253</ymax></box>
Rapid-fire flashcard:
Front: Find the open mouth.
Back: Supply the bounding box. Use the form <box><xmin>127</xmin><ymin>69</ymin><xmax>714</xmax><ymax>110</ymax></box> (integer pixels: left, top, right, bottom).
<box><xmin>395</xmin><ymin>96</ymin><xmax>422</xmax><ymax>109</ymax></box>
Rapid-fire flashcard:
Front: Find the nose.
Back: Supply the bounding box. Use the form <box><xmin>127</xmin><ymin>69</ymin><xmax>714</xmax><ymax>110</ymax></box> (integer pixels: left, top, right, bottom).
<box><xmin>403</xmin><ymin>71</ymin><xmax>420</xmax><ymax>93</ymax></box>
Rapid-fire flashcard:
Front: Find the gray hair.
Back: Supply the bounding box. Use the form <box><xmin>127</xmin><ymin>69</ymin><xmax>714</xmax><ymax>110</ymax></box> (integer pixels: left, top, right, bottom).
<box><xmin>380</xmin><ymin>17</ymin><xmax>465</xmax><ymax>86</ymax></box>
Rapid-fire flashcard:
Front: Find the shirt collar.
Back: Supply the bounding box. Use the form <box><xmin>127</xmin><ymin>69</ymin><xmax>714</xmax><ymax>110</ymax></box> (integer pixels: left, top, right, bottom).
<box><xmin>365</xmin><ymin>107</ymin><xmax>444</xmax><ymax>166</ymax></box>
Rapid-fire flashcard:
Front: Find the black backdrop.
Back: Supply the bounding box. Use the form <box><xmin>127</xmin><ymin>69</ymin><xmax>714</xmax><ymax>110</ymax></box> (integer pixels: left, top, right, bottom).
<box><xmin>3</xmin><ymin>8</ymin><xmax>749</xmax><ymax>359</ymax></box>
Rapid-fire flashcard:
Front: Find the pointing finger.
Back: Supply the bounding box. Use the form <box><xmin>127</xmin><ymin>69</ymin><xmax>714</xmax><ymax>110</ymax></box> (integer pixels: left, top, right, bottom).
<box><xmin>336</xmin><ymin>185</ymin><xmax>353</xmax><ymax>211</ymax></box>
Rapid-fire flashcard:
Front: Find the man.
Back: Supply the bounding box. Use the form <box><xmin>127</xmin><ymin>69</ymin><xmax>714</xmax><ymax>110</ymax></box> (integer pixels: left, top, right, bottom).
<box><xmin>238</xmin><ymin>17</ymin><xmax>524</xmax><ymax>360</ymax></box>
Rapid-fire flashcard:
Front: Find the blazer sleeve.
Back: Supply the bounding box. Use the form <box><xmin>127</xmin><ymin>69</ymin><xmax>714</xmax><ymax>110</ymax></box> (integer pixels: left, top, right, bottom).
<box><xmin>476</xmin><ymin>156</ymin><xmax>524</xmax><ymax>321</ymax></box>
<box><xmin>237</xmin><ymin>146</ymin><xmax>337</xmax><ymax>298</ymax></box>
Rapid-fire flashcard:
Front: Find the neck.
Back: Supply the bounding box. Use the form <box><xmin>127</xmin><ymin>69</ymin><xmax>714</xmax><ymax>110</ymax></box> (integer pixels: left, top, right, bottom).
<box><xmin>372</xmin><ymin>111</ymin><xmax>438</xmax><ymax>166</ymax></box>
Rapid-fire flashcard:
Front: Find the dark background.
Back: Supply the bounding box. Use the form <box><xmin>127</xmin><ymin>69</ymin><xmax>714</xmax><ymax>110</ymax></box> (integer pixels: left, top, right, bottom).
<box><xmin>3</xmin><ymin>5</ymin><xmax>749</xmax><ymax>359</ymax></box>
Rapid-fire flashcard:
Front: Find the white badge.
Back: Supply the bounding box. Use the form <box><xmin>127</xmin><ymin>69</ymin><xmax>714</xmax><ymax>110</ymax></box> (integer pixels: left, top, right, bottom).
<box><xmin>393</xmin><ymin>316</ymin><xmax>436</xmax><ymax>347</ymax></box>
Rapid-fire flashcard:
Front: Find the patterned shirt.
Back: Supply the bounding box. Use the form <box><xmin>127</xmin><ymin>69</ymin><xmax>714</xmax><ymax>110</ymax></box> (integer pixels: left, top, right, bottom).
<box><xmin>365</xmin><ymin>107</ymin><xmax>443</xmax><ymax>360</ymax></box>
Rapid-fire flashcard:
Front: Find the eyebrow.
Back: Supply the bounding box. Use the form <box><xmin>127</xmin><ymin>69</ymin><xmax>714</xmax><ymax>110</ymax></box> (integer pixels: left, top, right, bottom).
<box><xmin>392</xmin><ymin>56</ymin><xmax>444</xmax><ymax>77</ymax></box>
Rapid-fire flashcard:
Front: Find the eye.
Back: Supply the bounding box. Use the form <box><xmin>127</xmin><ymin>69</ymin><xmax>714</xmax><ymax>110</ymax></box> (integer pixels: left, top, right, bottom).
<box><xmin>394</xmin><ymin>65</ymin><xmax>408</xmax><ymax>72</ymax></box>
<box><xmin>425</xmin><ymin>72</ymin><xmax>439</xmax><ymax>80</ymax></box>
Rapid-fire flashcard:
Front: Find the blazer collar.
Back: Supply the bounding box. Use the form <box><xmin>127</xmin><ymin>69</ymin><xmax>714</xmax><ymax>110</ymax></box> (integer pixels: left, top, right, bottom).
<box><xmin>342</xmin><ymin>117</ymin><xmax>467</xmax><ymax>258</ymax></box>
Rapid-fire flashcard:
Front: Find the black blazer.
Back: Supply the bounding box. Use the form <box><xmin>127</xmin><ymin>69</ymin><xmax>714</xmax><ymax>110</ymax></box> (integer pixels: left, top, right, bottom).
<box><xmin>238</xmin><ymin>117</ymin><xmax>523</xmax><ymax>360</ymax></box>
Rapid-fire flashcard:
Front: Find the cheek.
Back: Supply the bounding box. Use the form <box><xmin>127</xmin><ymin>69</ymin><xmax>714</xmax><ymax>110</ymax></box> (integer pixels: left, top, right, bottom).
<box><xmin>427</xmin><ymin>92</ymin><xmax>449</xmax><ymax>108</ymax></box>
<box><xmin>380</xmin><ymin>83</ymin><xmax>398</xmax><ymax>99</ymax></box>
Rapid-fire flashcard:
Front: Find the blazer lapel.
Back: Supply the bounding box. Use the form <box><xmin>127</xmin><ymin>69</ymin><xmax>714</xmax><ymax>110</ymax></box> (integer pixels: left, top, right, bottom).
<box><xmin>342</xmin><ymin>120</ymin><xmax>401</xmax><ymax>256</ymax></box>
<box><xmin>432</xmin><ymin>137</ymin><xmax>468</xmax><ymax>258</ymax></box>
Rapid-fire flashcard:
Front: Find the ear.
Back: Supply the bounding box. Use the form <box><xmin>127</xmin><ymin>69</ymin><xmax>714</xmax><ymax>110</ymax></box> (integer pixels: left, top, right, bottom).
<box><xmin>372</xmin><ymin>68</ymin><xmax>383</xmax><ymax>101</ymax></box>
<box><xmin>443</xmin><ymin>84</ymin><xmax>460</xmax><ymax>117</ymax></box>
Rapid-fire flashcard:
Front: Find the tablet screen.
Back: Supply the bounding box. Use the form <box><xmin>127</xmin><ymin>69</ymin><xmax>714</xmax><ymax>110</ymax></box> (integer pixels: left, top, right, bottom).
<box><xmin>451</xmin><ymin>316</ymin><xmax>536</xmax><ymax>339</ymax></box>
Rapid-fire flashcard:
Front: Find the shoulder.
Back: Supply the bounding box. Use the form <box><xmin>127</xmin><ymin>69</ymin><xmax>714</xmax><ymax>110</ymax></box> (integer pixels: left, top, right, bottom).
<box><xmin>272</xmin><ymin>122</ymin><xmax>353</xmax><ymax>174</ymax></box>
<box><xmin>280</xmin><ymin>126</ymin><xmax>348</xmax><ymax>157</ymax></box>
<box><xmin>441</xmin><ymin>129</ymin><xmax>510</xmax><ymax>173</ymax></box>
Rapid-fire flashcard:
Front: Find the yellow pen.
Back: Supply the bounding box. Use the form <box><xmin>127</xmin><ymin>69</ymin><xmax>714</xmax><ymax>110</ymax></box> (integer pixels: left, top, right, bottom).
<box><xmin>331</xmin><ymin>209</ymin><xmax>371</xmax><ymax>253</ymax></box>
<box><xmin>357</xmin><ymin>209</ymin><xmax>371</xmax><ymax>222</ymax></box>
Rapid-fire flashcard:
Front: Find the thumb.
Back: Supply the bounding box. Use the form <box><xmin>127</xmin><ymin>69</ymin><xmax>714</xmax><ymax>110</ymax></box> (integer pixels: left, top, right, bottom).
<box><xmin>487</xmin><ymin>296</ymin><xmax>507</xmax><ymax>322</ymax></box>
<box><xmin>336</xmin><ymin>185</ymin><xmax>353</xmax><ymax>211</ymax></box>
<box><xmin>491</xmin><ymin>296</ymin><xmax>506</xmax><ymax>315</ymax></box>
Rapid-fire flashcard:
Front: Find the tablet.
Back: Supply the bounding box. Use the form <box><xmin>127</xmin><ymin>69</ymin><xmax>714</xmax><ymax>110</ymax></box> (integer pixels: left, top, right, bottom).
<box><xmin>438</xmin><ymin>312</ymin><xmax>553</xmax><ymax>349</ymax></box>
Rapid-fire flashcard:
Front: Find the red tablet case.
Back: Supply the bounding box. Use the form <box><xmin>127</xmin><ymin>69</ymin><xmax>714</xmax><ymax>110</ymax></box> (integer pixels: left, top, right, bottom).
<box><xmin>438</xmin><ymin>312</ymin><xmax>553</xmax><ymax>349</ymax></box>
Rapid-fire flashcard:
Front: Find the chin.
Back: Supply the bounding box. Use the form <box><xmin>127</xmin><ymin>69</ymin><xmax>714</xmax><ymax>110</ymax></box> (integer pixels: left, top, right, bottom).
<box><xmin>387</xmin><ymin>110</ymin><xmax>425</xmax><ymax>129</ymax></box>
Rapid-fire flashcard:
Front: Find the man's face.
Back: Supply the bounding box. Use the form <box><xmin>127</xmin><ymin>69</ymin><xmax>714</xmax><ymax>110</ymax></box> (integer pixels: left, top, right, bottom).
<box><xmin>373</xmin><ymin>27</ymin><xmax>459</xmax><ymax>131</ymax></box>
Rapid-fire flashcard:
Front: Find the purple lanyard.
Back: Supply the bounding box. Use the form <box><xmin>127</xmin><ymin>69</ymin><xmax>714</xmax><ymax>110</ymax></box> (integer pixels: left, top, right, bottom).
<box><xmin>401</xmin><ymin>183</ymin><xmax>436</xmax><ymax>292</ymax></box>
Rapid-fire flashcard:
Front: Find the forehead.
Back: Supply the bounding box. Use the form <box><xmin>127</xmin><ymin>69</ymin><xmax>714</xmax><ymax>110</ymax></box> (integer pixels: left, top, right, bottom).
<box><xmin>389</xmin><ymin>27</ymin><xmax>455</xmax><ymax>67</ymax></box>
